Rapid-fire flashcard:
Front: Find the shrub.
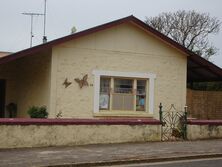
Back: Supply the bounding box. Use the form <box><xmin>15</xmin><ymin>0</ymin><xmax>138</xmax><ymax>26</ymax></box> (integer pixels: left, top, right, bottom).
<box><xmin>27</xmin><ymin>106</ymin><xmax>48</xmax><ymax>118</ymax></box>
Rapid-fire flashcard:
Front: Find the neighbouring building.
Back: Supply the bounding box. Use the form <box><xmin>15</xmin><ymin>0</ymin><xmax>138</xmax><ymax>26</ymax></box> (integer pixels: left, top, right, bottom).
<box><xmin>0</xmin><ymin>51</ymin><xmax>11</xmax><ymax>58</ymax></box>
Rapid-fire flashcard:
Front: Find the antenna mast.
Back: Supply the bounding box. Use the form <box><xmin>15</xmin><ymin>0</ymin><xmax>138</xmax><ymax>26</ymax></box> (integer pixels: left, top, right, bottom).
<box><xmin>22</xmin><ymin>12</ymin><xmax>44</xmax><ymax>47</ymax></box>
<box><xmin>43</xmin><ymin>0</ymin><xmax>47</xmax><ymax>43</ymax></box>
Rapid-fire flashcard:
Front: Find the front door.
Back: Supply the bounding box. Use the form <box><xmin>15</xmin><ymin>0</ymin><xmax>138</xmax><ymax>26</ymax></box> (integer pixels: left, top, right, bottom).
<box><xmin>0</xmin><ymin>79</ymin><xmax>6</xmax><ymax>118</ymax></box>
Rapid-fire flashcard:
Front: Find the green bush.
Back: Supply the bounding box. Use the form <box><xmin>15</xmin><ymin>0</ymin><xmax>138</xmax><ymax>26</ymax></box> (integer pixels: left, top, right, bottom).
<box><xmin>27</xmin><ymin>106</ymin><xmax>48</xmax><ymax>118</ymax></box>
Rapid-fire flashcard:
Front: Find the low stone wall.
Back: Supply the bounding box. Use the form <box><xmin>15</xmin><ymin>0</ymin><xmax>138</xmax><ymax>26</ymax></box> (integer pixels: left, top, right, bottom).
<box><xmin>187</xmin><ymin>119</ymin><xmax>222</xmax><ymax>140</ymax></box>
<box><xmin>0</xmin><ymin>118</ymin><xmax>161</xmax><ymax>149</ymax></box>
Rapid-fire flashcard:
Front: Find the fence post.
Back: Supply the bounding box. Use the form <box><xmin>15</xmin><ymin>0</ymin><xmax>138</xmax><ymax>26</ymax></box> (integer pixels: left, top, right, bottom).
<box><xmin>159</xmin><ymin>103</ymin><xmax>163</xmax><ymax>124</ymax></box>
<box><xmin>183</xmin><ymin>106</ymin><xmax>188</xmax><ymax>140</ymax></box>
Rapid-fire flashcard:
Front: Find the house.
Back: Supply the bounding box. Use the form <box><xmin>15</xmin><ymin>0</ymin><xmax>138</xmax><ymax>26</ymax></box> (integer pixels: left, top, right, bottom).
<box><xmin>0</xmin><ymin>15</ymin><xmax>222</xmax><ymax>120</ymax></box>
<box><xmin>1</xmin><ymin>16</ymin><xmax>222</xmax><ymax>148</ymax></box>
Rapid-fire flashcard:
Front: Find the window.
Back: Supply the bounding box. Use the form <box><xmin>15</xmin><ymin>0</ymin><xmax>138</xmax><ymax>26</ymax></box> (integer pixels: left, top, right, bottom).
<box><xmin>99</xmin><ymin>77</ymin><xmax>148</xmax><ymax>112</ymax></box>
<box><xmin>93</xmin><ymin>70</ymin><xmax>156</xmax><ymax>114</ymax></box>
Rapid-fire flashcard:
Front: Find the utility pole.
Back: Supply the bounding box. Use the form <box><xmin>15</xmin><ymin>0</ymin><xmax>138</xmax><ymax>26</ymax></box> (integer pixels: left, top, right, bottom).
<box><xmin>22</xmin><ymin>12</ymin><xmax>44</xmax><ymax>47</ymax></box>
<box><xmin>42</xmin><ymin>0</ymin><xmax>47</xmax><ymax>43</ymax></box>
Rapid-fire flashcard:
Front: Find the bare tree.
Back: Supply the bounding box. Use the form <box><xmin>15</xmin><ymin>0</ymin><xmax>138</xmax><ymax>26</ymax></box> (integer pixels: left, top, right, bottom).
<box><xmin>145</xmin><ymin>10</ymin><xmax>221</xmax><ymax>59</ymax></box>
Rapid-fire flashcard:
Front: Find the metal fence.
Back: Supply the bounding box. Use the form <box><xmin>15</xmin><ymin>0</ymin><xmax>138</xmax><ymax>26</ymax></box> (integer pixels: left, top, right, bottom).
<box><xmin>159</xmin><ymin>103</ymin><xmax>188</xmax><ymax>141</ymax></box>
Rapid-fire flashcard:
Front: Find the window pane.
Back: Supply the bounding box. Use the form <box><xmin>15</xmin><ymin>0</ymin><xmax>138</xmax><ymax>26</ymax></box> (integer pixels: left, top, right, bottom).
<box><xmin>136</xmin><ymin>80</ymin><xmax>146</xmax><ymax>111</ymax></box>
<box><xmin>99</xmin><ymin>78</ymin><xmax>110</xmax><ymax>110</ymax></box>
<box><xmin>112</xmin><ymin>78</ymin><xmax>134</xmax><ymax>111</ymax></box>
<box><xmin>100</xmin><ymin>78</ymin><xmax>110</xmax><ymax>93</ymax></box>
<box><xmin>114</xmin><ymin>79</ymin><xmax>133</xmax><ymax>93</ymax></box>
<box><xmin>112</xmin><ymin>94</ymin><xmax>134</xmax><ymax>111</ymax></box>
<box><xmin>124</xmin><ymin>94</ymin><xmax>134</xmax><ymax>110</ymax></box>
<box><xmin>112</xmin><ymin>94</ymin><xmax>123</xmax><ymax>110</ymax></box>
<box><xmin>137</xmin><ymin>80</ymin><xmax>146</xmax><ymax>95</ymax></box>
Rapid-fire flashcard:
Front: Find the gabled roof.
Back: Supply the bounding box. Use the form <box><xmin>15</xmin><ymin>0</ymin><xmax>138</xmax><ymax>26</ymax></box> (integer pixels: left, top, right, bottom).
<box><xmin>0</xmin><ymin>15</ymin><xmax>222</xmax><ymax>82</ymax></box>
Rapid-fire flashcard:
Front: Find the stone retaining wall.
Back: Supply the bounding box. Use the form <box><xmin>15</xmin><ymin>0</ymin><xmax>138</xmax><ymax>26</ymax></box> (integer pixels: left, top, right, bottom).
<box><xmin>187</xmin><ymin>119</ymin><xmax>222</xmax><ymax>140</ymax></box>
<box><xmin>0</xmin><ymin>118</ymin><xmax>161</xmax><ymax>149</ymax></box>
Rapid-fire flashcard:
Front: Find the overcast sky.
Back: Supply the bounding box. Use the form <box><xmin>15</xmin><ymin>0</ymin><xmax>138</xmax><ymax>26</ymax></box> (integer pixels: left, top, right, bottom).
<box><xmin>0</xmin><ymin>0</ymin><xmax>222</xmax><ymax>67</ymax></box>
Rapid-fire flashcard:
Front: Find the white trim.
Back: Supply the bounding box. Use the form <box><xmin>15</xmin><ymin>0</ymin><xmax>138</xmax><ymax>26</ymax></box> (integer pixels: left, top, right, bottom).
<box><xmin>149</xmin><ymin>78</ymin><xmax>155</xmax><ymax>114</ymax></box>
<box><xmin>92</xmin><ymin>70</ymin><xmax>156</xmax><ymax>114</ymax></box>
<box><xmin>93</xmin><ymin>75</ymin><xmax>100</xmax><ymax>113</ymax></box>
<box><xmin>92</xmin><ymin>70</ymin><xmax>156</xmax><ymax>79</ymax></box>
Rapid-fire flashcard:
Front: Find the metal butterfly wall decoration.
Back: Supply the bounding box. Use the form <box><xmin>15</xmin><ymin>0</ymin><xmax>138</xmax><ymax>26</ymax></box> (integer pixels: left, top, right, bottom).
<box><xmin>74</xmin><ymin>74</ymin><xmax>89</xmax><ymax>88</ymax></box>
<box><xmin>63</xmin><ymin>78</ymin><xmax>72</xmax><ymax>88</ymax></box>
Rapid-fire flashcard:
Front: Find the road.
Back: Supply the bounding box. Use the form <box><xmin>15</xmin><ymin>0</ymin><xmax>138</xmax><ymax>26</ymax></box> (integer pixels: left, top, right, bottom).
<box><xmin>102</xmin><ymin>158</ymin><xmax>222</xmax><ymax>167</ymax></box>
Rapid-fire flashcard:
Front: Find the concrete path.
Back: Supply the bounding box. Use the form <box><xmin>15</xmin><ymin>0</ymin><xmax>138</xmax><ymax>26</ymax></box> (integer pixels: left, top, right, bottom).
<box><xmin>0</xmin><ymin>140</ymin><xmax>222</xmax><ymax>167</ymax></box>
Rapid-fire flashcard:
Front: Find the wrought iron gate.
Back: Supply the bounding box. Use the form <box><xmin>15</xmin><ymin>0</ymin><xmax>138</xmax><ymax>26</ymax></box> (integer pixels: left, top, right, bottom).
<box><xmin>159</xmin><ymin>103</ymin><xmax>187</xmax><ymax>141</ymax></box>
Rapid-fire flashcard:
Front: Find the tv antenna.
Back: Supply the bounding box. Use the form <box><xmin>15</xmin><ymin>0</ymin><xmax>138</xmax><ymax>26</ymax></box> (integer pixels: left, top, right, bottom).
<box><xmin>22</xmin><ymin>12</ymin><xmax>44</xmax><ymax>47</ymax></box>
<box><xmin>42</xmin><ymin>0</ymin><xmax>47</xmax><ymax>43</ymax></box>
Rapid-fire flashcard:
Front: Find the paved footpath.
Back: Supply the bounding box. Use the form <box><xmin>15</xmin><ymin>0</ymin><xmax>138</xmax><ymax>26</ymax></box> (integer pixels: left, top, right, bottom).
<box><xmin>0</xmin><ymin>140</ymin><xmax>222</xmax><ymax>167</ymax></box>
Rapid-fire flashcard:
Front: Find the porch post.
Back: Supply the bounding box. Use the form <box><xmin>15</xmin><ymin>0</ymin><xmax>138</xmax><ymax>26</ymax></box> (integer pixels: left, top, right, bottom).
<box><xmin>159</xmin><ymin>103</ymin><xmax>163</xmax><ymax>124</ymax></box>
<box><xmin>183</xmin><ymin>106</ymin><xmax>188</xmax><ymax>140</ymax></box>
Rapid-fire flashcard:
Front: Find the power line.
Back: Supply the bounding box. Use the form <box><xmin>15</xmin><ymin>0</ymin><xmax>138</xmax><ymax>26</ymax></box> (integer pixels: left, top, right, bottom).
<box><xmin>22</xmin><ymin>12</ymin><xmax>44</xmax><ymax>47</ymax></box>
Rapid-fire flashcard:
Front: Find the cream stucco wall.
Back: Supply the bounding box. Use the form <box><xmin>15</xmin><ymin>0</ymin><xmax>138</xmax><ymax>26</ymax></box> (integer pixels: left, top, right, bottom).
<box><xmin>16</xmin><ymin>51</ymin><xmax>52</xmax><ymax>117</ymax></box>
<box><xmin>0</xmin><ymin>124</ymin><xmax>161</xmax><ymax>148</ymax></box>
<box><xmin>0</xmin><ymin>50</ymin><xmax>51</xmax><ymax>117</ymax></box>
<box><xmin>51</xmin><ymin>22</ymin><xmax>187</xmax><ymax>119</ymax></box>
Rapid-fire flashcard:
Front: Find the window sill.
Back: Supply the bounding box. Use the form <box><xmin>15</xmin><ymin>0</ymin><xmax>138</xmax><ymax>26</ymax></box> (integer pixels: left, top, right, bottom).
<box><xmin>94</xmin><ymin>110</ymin><xmax>153</xmax><ymax>118</ymax></box>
